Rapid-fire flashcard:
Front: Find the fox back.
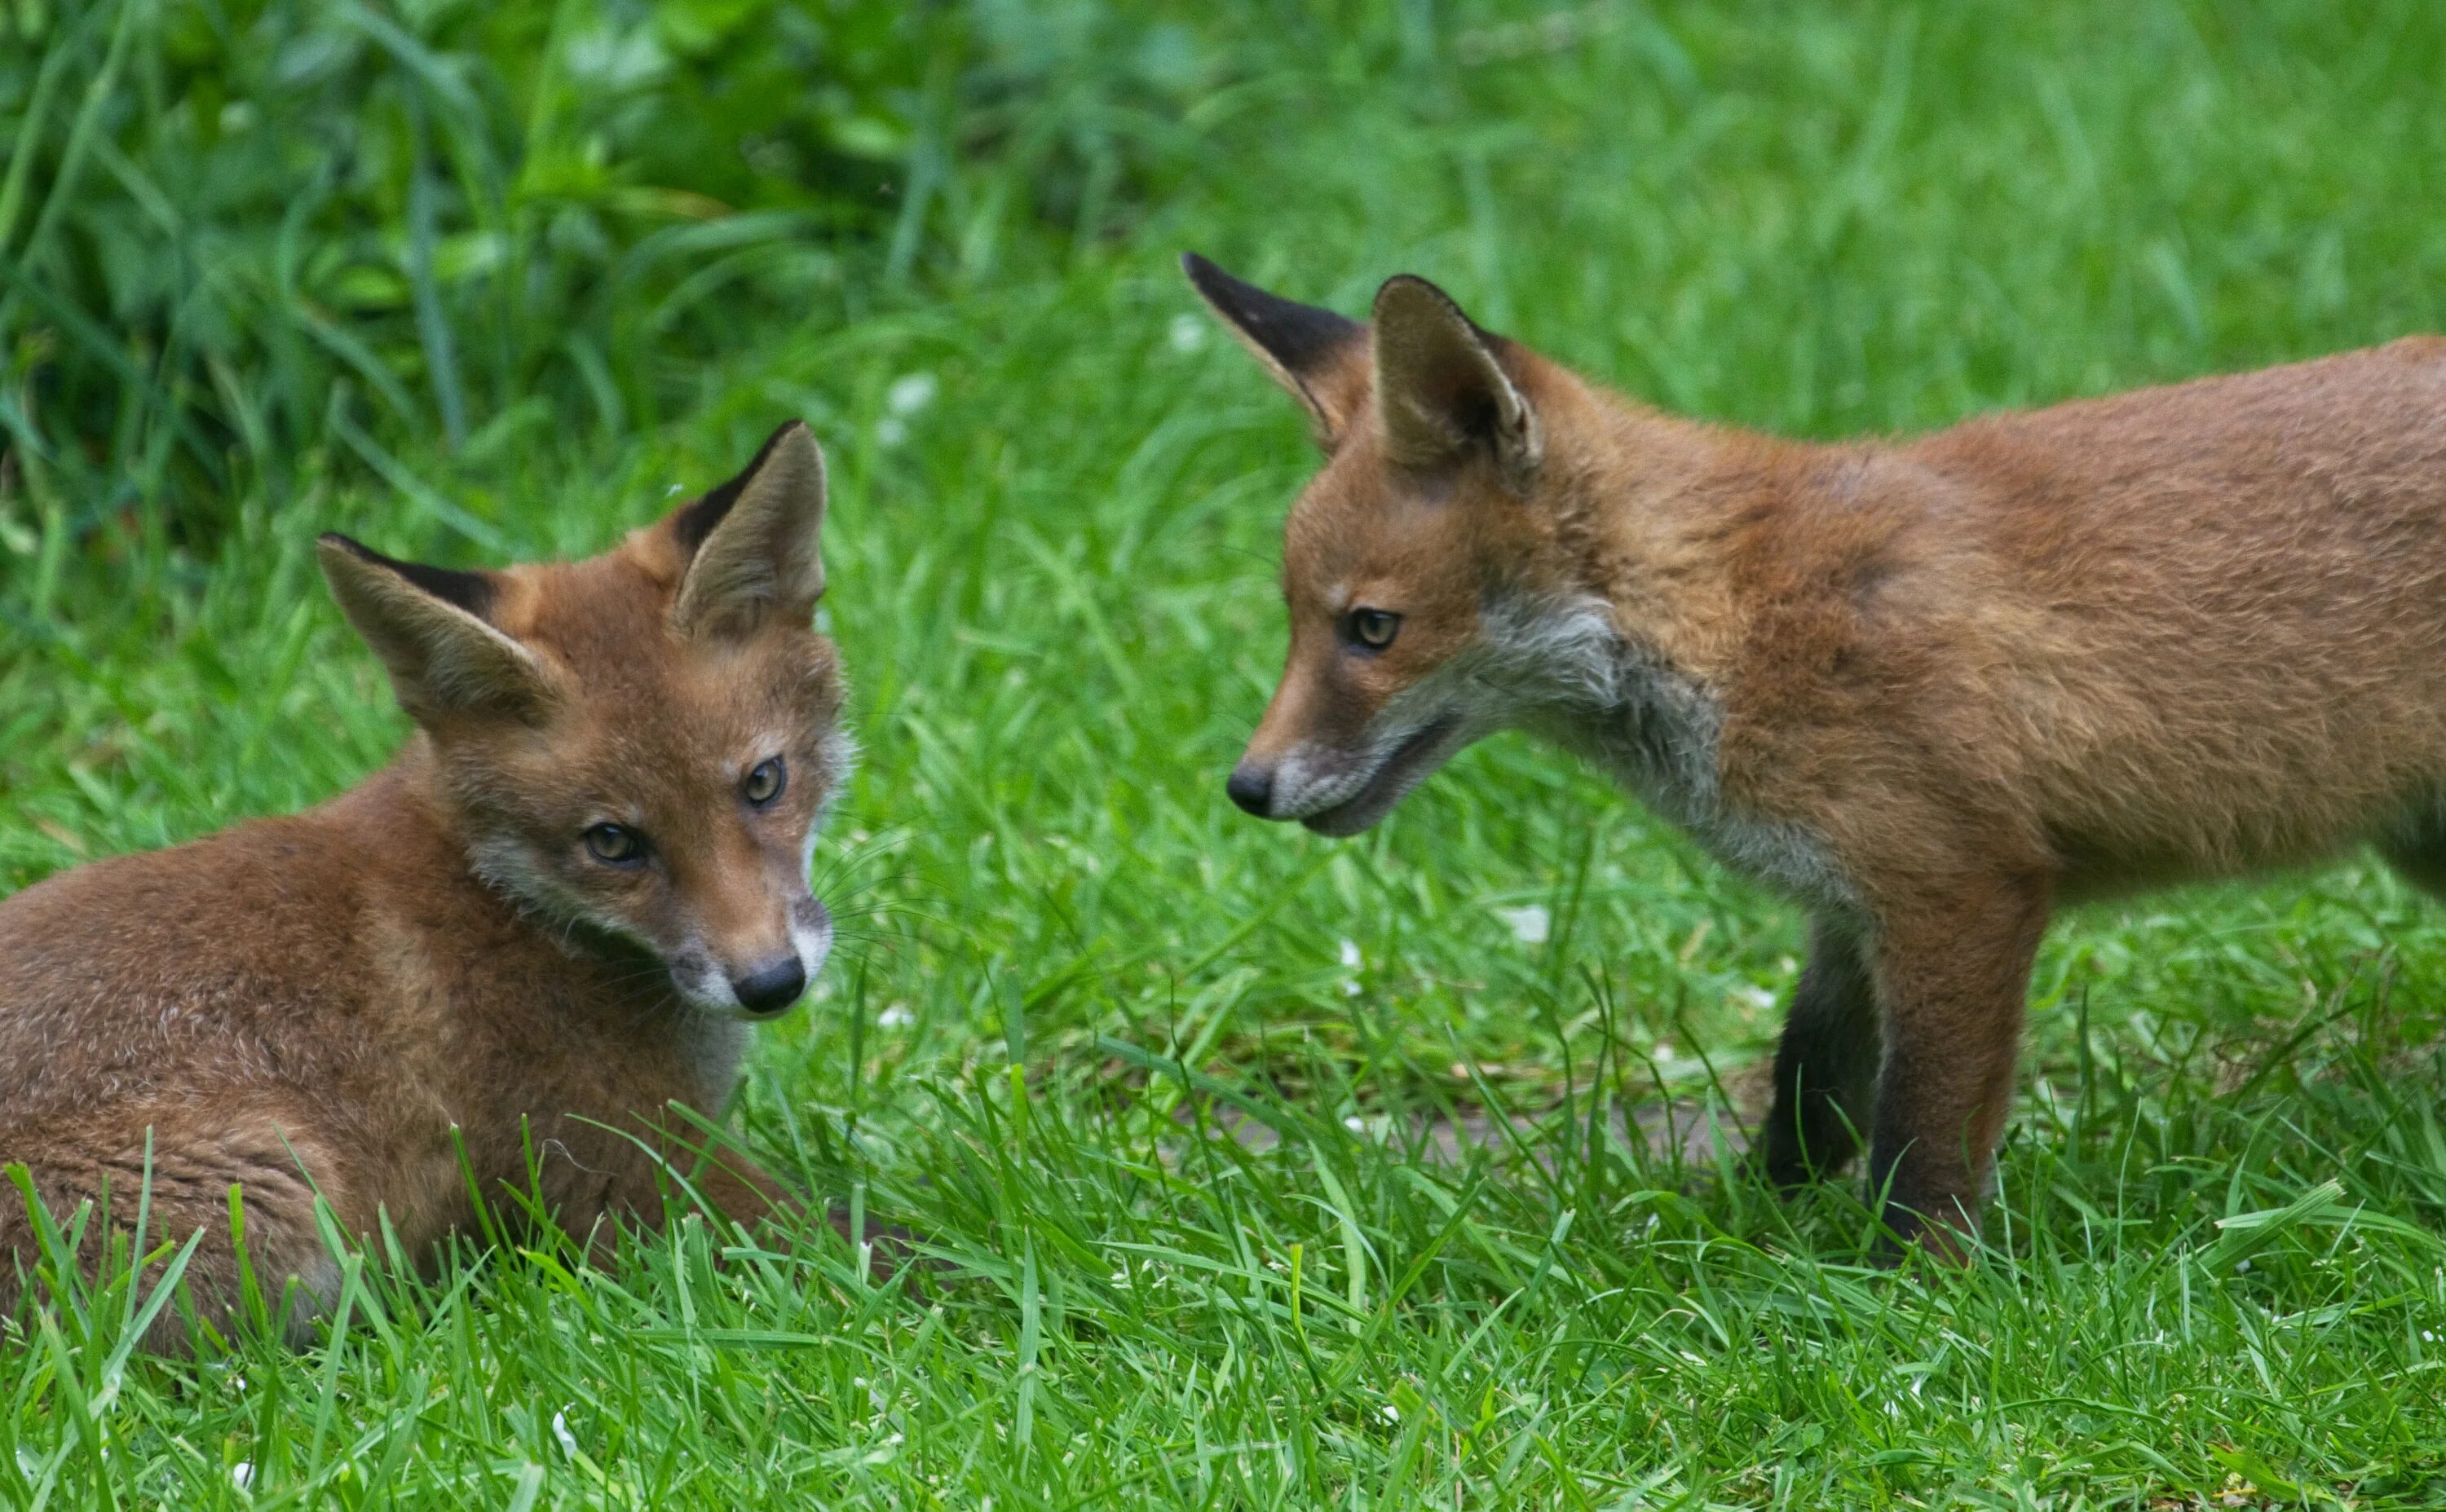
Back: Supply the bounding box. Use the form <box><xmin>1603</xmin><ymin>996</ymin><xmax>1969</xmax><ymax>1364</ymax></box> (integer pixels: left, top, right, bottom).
<box><xmin>0</xmin><ymin>421</ymin><xmax>851</xmax><ymax>1347</ymax></box>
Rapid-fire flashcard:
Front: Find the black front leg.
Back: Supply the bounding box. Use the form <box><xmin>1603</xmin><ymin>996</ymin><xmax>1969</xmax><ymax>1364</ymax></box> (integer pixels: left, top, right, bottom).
<box><xmin>1758</xmin><ymin>915</ymin><xmax>1879</xmax><ymax>1187</ymax></box>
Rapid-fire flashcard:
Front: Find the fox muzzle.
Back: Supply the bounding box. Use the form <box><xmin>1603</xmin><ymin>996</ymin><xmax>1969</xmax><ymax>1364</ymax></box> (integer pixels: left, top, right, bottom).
<box><xmin>729</xmin><ymin>955</ymin><xmax>809</xmax><ymax>1016</ymax></box>
<box><xmin>1225</xmin><ymin>763</ymin><xmax>1278</xmax><ymax>818</ymax></box>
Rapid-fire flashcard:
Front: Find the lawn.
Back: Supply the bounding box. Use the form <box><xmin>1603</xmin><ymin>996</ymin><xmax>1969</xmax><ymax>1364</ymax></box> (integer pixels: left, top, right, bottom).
<box><xmin>7</xmin><ymin>0</ymin><xmax>2446</xmax><ymax>1505</ymax></box>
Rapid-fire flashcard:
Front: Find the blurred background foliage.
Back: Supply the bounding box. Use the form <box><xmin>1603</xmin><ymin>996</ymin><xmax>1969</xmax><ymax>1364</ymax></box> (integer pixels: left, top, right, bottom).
<box><xmin>11</xmin><ymin>0</ymin><xmax>2445</xmax><ymax>626</ymax></box>
<box><xmin>0</xmin><ymin>0</ymin><xmax>1222</xmax><ymax>580</ymax></box>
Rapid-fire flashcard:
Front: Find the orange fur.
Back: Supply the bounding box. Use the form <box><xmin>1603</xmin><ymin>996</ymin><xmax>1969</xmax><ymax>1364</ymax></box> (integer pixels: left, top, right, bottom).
<box><xmin>0</xmin><ymin>422</ymin><xmax>856</xmax><ymax>1345</ymax></box>
<box><xmin>1190</xmin><ymin>252</ymin><xmax>2446</xmax><ymax>1254</ymax></box>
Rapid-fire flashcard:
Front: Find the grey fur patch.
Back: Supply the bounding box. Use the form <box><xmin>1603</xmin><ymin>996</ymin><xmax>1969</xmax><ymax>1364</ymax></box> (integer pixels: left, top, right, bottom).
<box><xmin>682</xmin><ymin>1013</ymin><xmax>753</xmax><ymax>1101</ymax></box>
<box><xmin>1482</xmin><ymin>594</ymin><xmax>1861</xmax><ymax>912</ymax></box>
<box><xmin>1264</xmin><ymin>589</ymin><xmax>1855</xmax><ymax>907</ymax></box>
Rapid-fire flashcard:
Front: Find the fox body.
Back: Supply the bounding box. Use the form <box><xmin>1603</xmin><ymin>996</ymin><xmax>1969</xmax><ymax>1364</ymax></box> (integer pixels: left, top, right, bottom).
<box><xmin>1187</xmin><ymin>253</ymin><xmax>2446</xmax><ymax>1251</ymax></box>
<box><xmin>0</xmin><ymin>423</ymin><xmax>848</xmax><ymax>1343</ymax></box>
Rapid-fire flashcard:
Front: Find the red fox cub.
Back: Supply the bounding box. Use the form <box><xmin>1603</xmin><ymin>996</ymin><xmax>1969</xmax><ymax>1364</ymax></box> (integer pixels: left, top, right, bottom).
<box><xmin>0</xmin><ymin>422</ymin><xmax>850</xmax><ymax>1344</ymax></box>
<box><xmin>1186</xmin><ymin>252</ymin><xmax>2446</xmax><ymax>1255</ymax></box>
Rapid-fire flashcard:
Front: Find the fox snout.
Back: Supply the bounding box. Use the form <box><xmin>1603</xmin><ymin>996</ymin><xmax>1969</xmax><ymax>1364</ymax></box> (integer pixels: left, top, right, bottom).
<box><xmin>1224</xmin><ymin>763</ymin><xmax>1275</xmax><ymax>817</ymax></box>
<box><xmin>1229</xmin><ymin>633</ymin><xmax>1481</xmax><ymax>836</ymax></box>
<box><xmin>1228</xmin><ymin>713</ymin><xmax>1471</xmax><ymax>837</ymax></box>
<box><xmin>673</xmin><ymin>891</ymin><xmax>832</xmax><ymax>1020</ymax></box>
<box><xmin>730</xmin><ymin>954</ymin><xmax>809</xmax><ymax>1016</ymax></box>
<box><xmin>1224</xmin><ymin>747</ymin><xmax>1380</xmax><ymax>824</ymax></box>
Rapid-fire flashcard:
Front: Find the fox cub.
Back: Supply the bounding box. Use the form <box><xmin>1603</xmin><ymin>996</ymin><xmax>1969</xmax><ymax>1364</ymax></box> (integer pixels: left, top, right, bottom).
<box><xmin>0</xmin><ymin>422</ymin><xmax>850</xmax><ymax>1344</ymax></box>
<box><xmin>1187</xmin><ymin>252</ymin><xmax>2446</xmax><ymax>1254</ymax></box>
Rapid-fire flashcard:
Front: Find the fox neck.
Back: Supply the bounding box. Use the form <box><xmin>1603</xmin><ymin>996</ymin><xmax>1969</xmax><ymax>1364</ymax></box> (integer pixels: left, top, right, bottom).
<box><xmin>1481</xmin><ymin>386</ymin><xmax>1858</xmax><ymax>909</ymax></box>
<box><xmin>1474</xmin><ymin>379</ymin><xmax>1751</xmax><ymax>714</ymax></box>
<box><xmin>328</xmin><ymin>747</ymin><xmax>749</xmax><ymax>1103</ymax></box>
<box><xmin>1556</xmin><ymin>377</ymin><xmax>1785</xmax><ymax>662</ymax></box>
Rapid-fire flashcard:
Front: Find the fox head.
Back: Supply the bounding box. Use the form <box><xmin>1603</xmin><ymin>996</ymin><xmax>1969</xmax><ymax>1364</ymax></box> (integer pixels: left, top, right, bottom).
<box><xmin>1186</xmin><ymin>254</ymin><xmax>1626</xmax><ymax>837</ymax></box>
<box><xmin>317</xmin><ymin>422</ymin><xmax>850</xmax><ymax>1020</ymax></box>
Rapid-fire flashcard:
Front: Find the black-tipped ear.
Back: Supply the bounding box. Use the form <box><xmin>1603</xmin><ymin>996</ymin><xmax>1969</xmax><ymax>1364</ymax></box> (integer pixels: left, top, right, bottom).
<box><xmin>1370</xmin><ymin>276</ymin><xmax>1541</xmax><ymax>483</ymax></box>
<box><xmin>669</xmin><ymin>421</ymin><xmax>828</xmax><ymax>640</ymax></box>
<box><xmin>1182</xmin><ymin>252</ymin><xmax>1366</xmax><ymax>447</ymax></box>
<box><xmin>317</xmin><ymin>535</ymin><xmax>551</xmax><ymax>721</ymax></box>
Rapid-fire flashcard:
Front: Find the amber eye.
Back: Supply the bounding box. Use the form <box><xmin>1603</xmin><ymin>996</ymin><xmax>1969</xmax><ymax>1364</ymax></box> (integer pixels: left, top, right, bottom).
<box><xmin>743</xmin><ymin>756</ymin><xmax>787</xmax><ymax>808</ymax></box>
<box><xmin>585</xmin><ymin>823</ymin><xmax>644</xmax><ymax>866</ymax></box>
<box><xmin>1347</xmin><ymin>608</ymin><xmax>1402</xmax><ymax>650</ymax></box>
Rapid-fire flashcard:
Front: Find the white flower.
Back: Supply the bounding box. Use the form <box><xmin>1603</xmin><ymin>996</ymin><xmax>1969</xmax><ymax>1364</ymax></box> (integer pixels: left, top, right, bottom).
<box><xmin>1653</xmin><ymin>1043</ymin><xmax>1676</xmax><ymax>1062</ymax></box>
<box><xmin>885</xmin><ymin>372</ymin><xmax>938</xmax><ymax>417</ymax></box>
<box><xmin>1381</xmin><ymin>1404</ymin><xmax>1400</xmax><ymax>1423</ymax></box>
<box><xmin>232</xmin><ymin>1462</ymin><xmax>254</xmax><ymax>1490</ymax></box>
<box><xmin>1494</xmin><ymin>904</ymin><xmax>1550</xmax><ymax>944</ymax></box>
<box><xmin>1168</xmin><ymin>314</ymin><xmax>1208</xmax><ymax>353</ymax></box>
<box><xmin>553</xmin><ymin>1408</ymin><xmax>578</xmax><ymax>1458</ymax></box>
<box><xmin>1339</xmin><ymin>939</ymin><xmax>1362</xmax><ymax>969</ymax></box>
<box><xmin>877</xmin><ymin>1004</ymin><xmax>913</xmax><ymax>1029</ymax></box>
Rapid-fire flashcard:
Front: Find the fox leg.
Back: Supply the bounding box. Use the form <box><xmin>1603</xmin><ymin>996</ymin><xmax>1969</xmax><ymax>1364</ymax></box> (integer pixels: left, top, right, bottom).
<box><xmin>544</xmin><ymin>1110</ymin><xmax>810</xmax><ymax>1252</ymax></box>
<box><xmin>674</xmin><ymin>1140</ymin><xmax>803</xmax><ymax>1234</ymax></box>
<box><xmin>1757</xmin><ymin>915</ymin><xmax>1880</xmax><ymax>1186</ymax></box>
<box><xmin>2379</xmin><ymin>821</ymin><xmax>2446</xmax><ymax>899</ymax></box>
<box><xmin>648</xmin><ymin>1120</ymin><xmax>916</xmax><ymax>1276</ymax></box>
<box><xmin>1863</xmin><ymin>871</ymin><xmax>2051</xmax><ymax>1258</ymax></box>
<box><xmin>539</xmin><ymin>1111</ymin><xmax>906</xmax><ymax>1279</ymax></box>
<box><xmin>0</xmin><ymin>1113</ymin><xmax>347</xmax><ymax>1352</ymax></box>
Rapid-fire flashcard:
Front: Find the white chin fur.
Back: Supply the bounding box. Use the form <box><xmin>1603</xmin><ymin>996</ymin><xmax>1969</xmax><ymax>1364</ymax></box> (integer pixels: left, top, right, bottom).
<box><xmin>792</xmin><ymin>913</ymin><xmax>835</xmax><ymax>989</ymax></box>
<box><xmin>1293</xmin><ymin>719</ymin><xmax>1472</xmax><ymax>836</ymax></box>
<box><xmin>1299</xmin><ymin>803</ymin><xmax>1390</xmax><ymax>840</ymax></box>
<box><xmin>672</xmin><ymin>964</ymin><xmax>751</xmax><ymax>1018</ymax></box>
<box><xmin>671</xmin><ymin>913</ymin><xmax>832</xmax><ymax>1021</ymax></box>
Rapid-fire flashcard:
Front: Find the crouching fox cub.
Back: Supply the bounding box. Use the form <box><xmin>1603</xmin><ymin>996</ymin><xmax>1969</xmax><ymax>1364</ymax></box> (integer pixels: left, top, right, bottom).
<box><xmin>0</xmin><ymin>422</ymin><xmax>852</xmax><ymax>1345</ymax></box>
<box><xmin>1187</xmin><ymin>251</ymin><xmax>2446</xmax><ymax>1256</ymax></box>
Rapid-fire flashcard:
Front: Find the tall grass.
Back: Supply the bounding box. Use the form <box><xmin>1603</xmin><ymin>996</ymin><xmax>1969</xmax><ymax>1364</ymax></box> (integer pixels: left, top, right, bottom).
<box><xmin>0</xmin><ymin>0</ymin><xmax>1220</xmax><ymax>583</ymax></box>
<box><xmin>7</xmin><ymin>0</ymin><xmax>2446</xmax><ymax>1504</ymax></box>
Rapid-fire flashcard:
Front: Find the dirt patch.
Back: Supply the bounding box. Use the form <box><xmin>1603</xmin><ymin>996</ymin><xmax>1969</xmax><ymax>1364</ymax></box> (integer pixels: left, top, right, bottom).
<box><xmin>1171</xmin><ymin>1059</ymin><xmax>1773</xmax><ymax>1172</ymax></box>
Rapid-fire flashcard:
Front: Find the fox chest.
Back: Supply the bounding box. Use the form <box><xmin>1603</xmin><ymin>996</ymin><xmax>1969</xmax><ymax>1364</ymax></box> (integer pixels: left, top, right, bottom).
<box><xmin>413</xmin><ymin>981</ymin><xmax>749</xmax><ymax>1154</ymax></box>
<box><xmin>1540</xmin><ymin>658</ymin><xmax>1859</xmax><ymax>913</ymax></box>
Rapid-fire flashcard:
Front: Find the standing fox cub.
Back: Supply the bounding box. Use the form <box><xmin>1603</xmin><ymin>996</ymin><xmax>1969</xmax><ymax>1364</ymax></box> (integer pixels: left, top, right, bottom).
<box><xmin>1187</xmin><ymin>252</ymin><xmax>2446</xmax><ymax>1254</ymax></box>
<box><xmin>0</xmin><ymin>422</ymin><xmax>850</xmax><ymax>1344</ymax></box>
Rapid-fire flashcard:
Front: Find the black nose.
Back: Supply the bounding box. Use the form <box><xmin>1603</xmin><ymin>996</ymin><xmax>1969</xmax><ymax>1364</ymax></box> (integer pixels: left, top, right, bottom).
<box><xmin>731</xmin><ymin>957</ymin><xmax>808</xmax><ymax>1015</ymax></box>
<box><xmin>1225</xmin><ymin>763</ymin><xmax>1275</xmax><ymax>817</ymax></box>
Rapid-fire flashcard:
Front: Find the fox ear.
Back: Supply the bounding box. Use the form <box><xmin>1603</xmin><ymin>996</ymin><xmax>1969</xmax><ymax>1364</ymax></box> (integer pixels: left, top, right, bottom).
<box><xmin>668</xmin><ymin>421</ymin><xmax>828</xmax><ymax>640</ymax></box>
<box><xmin>1371</xmin><ymin>276</ymin><xmax>1541</xmax><ymax>484</ymax></box>
<box><xmin>317</xmin><ymin>535</ymin><xmax>551</xmax><ymax>721</ymax></box>
<box><xmin>1182</xmin><ymin>252</ymin><xmax>1366</xmax><ymax>447</ymax></box>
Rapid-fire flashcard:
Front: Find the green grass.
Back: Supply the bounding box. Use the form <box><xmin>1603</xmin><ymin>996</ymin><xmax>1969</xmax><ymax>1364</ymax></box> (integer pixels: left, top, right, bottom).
<box><xmin>8</xmin><ymin>0</ymin><xmax>2446</xmax><ymax>1505</ymax></box>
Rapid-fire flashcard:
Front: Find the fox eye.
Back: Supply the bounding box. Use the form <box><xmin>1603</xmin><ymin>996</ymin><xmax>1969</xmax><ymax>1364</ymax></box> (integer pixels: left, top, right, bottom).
<box><xmin>743</xmin><ymin>756</ymin><xmax>787</xmax><ymax>808</ymax></box>
<box><xmin>584</xmin><ymin>823</ymin><xmax>645</xmax><ymax>866</ymax></box>
<box><xmin>1346</xmin><ymin>608</ymin><xmax>1402</xmax><ymax>651</ymax></box>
